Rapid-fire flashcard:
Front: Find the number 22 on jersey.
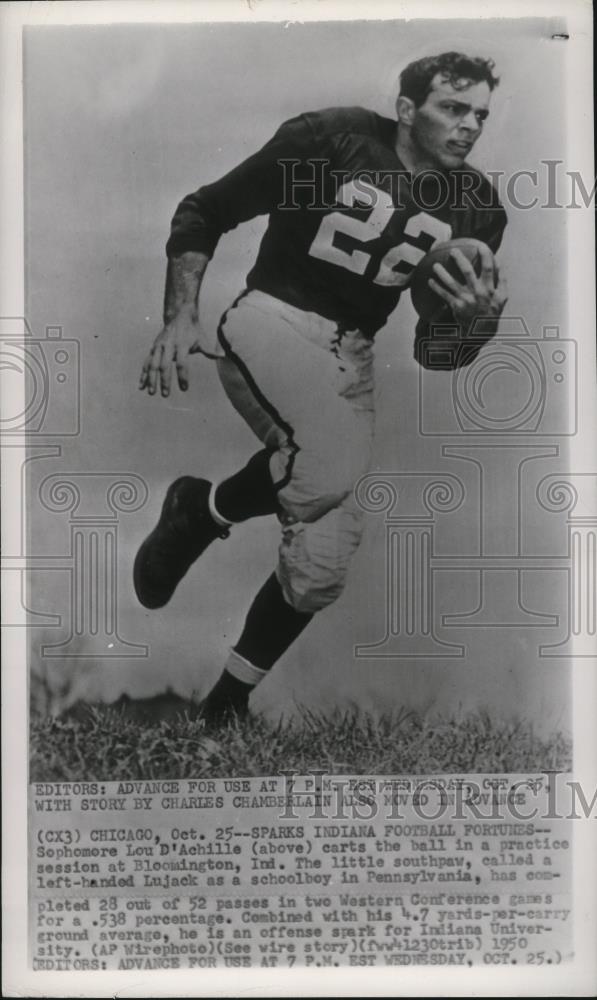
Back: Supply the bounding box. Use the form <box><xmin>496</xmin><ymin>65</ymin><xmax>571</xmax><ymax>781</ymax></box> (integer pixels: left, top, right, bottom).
<box><xmin>308</xmin><ymin>179</ymin><xmax>452</xmax><ymax>287</ymax></box>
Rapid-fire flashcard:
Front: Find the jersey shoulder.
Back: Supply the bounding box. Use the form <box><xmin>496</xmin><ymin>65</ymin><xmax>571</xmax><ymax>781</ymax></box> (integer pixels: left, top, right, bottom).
<box><xmin>301</xmin><ymin>106</ymin><xmax>395</xmax><ymax>144</ymax></box>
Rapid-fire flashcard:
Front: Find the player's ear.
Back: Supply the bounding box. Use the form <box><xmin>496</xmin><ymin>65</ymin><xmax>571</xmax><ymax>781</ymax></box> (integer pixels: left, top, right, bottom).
<box><xmin>396</xmin><ymin>95</ymin><xmax>416</xmax><ymax>126</ymax></box>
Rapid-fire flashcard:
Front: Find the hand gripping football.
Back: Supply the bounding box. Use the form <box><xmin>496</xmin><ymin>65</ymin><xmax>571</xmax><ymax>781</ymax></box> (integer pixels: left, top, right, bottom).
<box><xmin>410</xmin><ymin>237</ymin><xmax>496</xmax><ymax>321</ymax></box>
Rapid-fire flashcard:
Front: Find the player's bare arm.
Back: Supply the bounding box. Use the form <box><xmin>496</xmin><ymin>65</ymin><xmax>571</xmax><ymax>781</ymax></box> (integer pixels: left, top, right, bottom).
<box><xmin>139</xmin><ymin>250</ymin><xmax>209</xmax><ymax>397</ymax></box>
<box><xmin>429</xmin><ymin>244</ymin><xmax>508</xmax><ymax>325</ymax></box>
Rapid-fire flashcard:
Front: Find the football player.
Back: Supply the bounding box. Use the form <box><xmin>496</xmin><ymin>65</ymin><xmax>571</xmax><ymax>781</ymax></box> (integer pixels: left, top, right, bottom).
<box><xmin>135</xmin><ymin>51</ymin><xmax>508</xmax><ymax>723</ymax></box>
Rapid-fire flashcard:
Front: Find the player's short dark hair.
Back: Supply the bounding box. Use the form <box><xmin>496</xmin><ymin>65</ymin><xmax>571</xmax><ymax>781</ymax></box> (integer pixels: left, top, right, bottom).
<box><xmin>399</xmin><ymin>52</ymin><xmax>500</xmax><ymax>107</ymax></box>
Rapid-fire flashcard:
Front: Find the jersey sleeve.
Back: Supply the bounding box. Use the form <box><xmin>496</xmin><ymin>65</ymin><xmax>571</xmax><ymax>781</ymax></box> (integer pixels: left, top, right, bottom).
<box><xmin>166</xmin><ymin>114</ymin><xmax>317</xmax><ymax>259</ymax></box>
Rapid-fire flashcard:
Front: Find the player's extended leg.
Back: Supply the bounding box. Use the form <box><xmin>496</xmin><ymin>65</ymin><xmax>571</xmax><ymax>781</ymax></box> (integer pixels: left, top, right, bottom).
<box><xmin>134</xmin><ymin>290</ymin><xmax>371</xmax><ymax>610</ymax></box>
<box><xmin>194</xmin><ymin>571</ymin><xmax>313</xmax><ymax>719</ymax></box>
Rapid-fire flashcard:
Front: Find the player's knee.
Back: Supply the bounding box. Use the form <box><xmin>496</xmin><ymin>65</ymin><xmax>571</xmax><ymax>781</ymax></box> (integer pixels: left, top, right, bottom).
<box><xmin>281</xmin><ymin>564</ymin><xmax>349</xmax><ymax>614</ymax></box>
<box><xmin>288</xmin><ymin>450</ymin><xmax>365</xmax><ymax>524</ymax></box>
<box><xmin>279</xmin><ymin>484</ymin><xmax>349</xmax><ymax>526</ymax></box>
<box><xmin>298</xmin><ymin>491</ymin><xmax>348</xmax><ymax>524</ymax></box>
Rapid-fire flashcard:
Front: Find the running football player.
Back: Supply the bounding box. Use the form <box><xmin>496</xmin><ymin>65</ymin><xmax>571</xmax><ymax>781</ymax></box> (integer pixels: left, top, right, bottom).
<box><xmin>135</xmin><ymin>51</ymin><xmax>508</xmax><ymax>723</ymax></box>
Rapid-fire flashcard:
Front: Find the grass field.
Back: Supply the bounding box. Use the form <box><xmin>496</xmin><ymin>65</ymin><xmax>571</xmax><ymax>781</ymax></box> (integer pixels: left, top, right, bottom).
<box><xmin>30</xmin><ymin>697</ymin><xmax>572</xmax><ymax>781</ymax></box>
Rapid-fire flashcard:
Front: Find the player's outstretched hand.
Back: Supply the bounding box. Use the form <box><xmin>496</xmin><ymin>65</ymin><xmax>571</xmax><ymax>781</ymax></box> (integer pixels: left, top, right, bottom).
<box><xmin>428</xmin><ymin>245</ymin><xmax>508</xmax><ymax>326</ymax></box>
<box><xmin>139</xmin><ymin>306</ymin><xmax>203</xmax><ymax>397</ymax></box>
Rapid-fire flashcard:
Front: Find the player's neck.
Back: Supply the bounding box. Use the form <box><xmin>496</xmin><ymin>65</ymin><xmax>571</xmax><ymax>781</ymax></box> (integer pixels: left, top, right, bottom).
<box><xmin>394</xmin><ymin>124</ymin><xmax>442</xmax><ymax>176</ymax></box>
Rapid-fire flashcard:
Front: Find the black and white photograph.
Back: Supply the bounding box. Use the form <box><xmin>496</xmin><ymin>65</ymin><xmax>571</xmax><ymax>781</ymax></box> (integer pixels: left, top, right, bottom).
<box><xmin>1</xmin><ymin>0</ymin><xmax>595</xmax><ymax>995</ymax></box>
<box><xmin>23</xmin><ymin>15</ymin><xmax>578</xmax><ymax>776</ymax></box>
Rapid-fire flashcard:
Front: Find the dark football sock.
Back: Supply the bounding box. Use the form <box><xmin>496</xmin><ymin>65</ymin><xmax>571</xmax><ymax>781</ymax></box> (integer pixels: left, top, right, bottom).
<box><xmin>234</xmin><ymin>572</ymin><xmax>313</xmax><ymax>671</ymax></box>
<box><xmin>214</xmin><ymin>449</ymin><xmax>282</xmax><ymax>523</ymax></box>
<box><xmin>199</xmin><ymin>575</ymin><xmax>313</xmax><ymax>721</ymax></box>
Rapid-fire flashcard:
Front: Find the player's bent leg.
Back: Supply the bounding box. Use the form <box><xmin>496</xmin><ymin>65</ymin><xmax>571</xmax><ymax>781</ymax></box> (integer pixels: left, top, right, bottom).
<box><xmin>134</xmin><ymin>331</ymin><xmax>363</xmax><ymax>610</ymax></box>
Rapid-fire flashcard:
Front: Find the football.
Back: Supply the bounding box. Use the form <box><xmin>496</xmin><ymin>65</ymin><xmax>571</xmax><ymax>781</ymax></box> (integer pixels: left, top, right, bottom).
<box><xmin>410</xmin><ymin>237</ymin><xmax>496</xmax><ymax>321</ymax></box>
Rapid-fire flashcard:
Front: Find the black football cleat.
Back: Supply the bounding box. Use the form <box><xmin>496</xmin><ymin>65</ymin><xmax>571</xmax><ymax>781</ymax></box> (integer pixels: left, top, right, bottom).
<box><xmin>190</xmin><ymin>696</ymin><xmax>249</xmax><ymax>729</ymax></box>
<box><xmin>188</xmin><ymin>670</ymin><xmax>251</xmax><ymax>727</ymax></box>
<box><xmin>133</xmin><ymin>477</ymin><xmax>229</xmax><ymax>609</ymax></box>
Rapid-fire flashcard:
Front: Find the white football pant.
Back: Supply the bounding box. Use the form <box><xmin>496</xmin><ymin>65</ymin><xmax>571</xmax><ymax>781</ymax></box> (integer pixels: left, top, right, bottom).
<box><xmin>216</xmin><ymin>290</ymin><xmax>375</xmax><ymax>614</ymax></box>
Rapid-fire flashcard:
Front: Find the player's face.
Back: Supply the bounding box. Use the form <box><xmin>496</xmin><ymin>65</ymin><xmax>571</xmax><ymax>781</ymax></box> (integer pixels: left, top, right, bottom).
<box><xmin>410</xmin><ymin>75</ymin><xmax>491</xmax><ymax>169</ymax></box>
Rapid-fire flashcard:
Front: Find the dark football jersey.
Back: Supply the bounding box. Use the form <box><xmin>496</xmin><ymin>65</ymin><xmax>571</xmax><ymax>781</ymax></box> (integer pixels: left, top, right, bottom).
<box><xmin>167</xmin><ymin>106</ymin><xmax>507</xmax><ymax>337</ymax></box>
